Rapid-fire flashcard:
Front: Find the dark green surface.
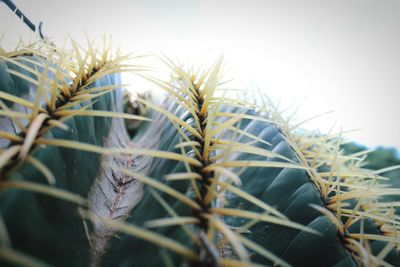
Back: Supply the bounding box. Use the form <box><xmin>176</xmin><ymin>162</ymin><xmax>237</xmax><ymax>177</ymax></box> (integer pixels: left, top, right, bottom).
<box><xmin>0</xmin><ymin>56</ymin><xmax>122</xmax><ymax>267</ymax></box>
<box><xmin>220</xmin><ymin>117</ymin><xmax>355</xmax><ymax>266</ymax></box>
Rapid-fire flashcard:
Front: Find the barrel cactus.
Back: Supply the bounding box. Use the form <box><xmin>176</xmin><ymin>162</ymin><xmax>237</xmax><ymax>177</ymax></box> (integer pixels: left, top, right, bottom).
<box><xmin>0</xmin><ymin>39</ymin><xmax>399</xmax><ymax>267</ymax></box>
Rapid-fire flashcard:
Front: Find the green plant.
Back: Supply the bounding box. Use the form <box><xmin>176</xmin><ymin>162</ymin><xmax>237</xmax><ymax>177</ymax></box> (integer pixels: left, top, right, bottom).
<box><xmin>342</xmin><ymin>143</ymin><xmax>400</xmax><ymax>215</ymax></box>
<box><xmin>0</xmin><ymin>39</ymin><xmax>399</xmax><ymax>267</ymax></box>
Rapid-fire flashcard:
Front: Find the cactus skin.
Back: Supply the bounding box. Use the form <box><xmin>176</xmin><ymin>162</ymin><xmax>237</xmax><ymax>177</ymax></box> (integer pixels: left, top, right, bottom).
<box><xmin>0</xmin><ymin>53</ymin><xmax>123</xmax><ymax>266</ymax></box>
<box><xmin>0</xmin><ymin>41</ymin><xmax>399</xmax><ymax>267</ymax></box>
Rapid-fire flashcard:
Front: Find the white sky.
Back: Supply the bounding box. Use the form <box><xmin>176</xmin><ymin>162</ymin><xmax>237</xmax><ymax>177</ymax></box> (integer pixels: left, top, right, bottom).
<box><xmin>1</xmin><ymin>0</ymin><xmax>400</xmax><ymax>149</ymax></box>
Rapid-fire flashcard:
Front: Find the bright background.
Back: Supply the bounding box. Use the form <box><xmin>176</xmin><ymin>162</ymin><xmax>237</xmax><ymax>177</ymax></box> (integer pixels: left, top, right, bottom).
<box><xmin>1</xmin><ymin>0</ymin><xmax>400</xmax><ymax>148</ymax></box>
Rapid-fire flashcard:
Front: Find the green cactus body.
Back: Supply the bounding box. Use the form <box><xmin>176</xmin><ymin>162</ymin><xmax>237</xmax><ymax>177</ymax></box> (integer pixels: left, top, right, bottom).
<box><xmin>0</xmin><ymin>40</ymin><xmax>399</xmax><ymax>267</ymax></box>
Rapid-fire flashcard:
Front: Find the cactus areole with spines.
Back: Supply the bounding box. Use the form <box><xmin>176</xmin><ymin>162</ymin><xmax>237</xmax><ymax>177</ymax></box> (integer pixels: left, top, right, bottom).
<box><xmin>0</xmin><ymin>39</ymin><xmax>399</xmax><ymax>267</ymax></box>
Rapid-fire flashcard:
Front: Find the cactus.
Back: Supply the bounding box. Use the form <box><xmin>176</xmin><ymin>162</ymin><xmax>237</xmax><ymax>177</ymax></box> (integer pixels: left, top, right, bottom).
<box><xmin>0</xmin><ymin>39</ymin><xmax>399</xmax><ymax>267</ymax></box>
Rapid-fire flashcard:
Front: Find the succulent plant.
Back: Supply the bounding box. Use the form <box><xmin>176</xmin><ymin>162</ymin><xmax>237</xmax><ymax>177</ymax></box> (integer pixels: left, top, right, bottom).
<box><xmin>0</xmin><ymin>39</ymin><xmax>399</xmax><ymax>267</ymax></box>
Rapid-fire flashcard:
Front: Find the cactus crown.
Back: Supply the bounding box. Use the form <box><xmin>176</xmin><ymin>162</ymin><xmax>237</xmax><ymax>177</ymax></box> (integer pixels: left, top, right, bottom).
<box><xmin>0</xmin><ymin>38</ymin><xmax>399</xmax><ymax>267</ymax></box>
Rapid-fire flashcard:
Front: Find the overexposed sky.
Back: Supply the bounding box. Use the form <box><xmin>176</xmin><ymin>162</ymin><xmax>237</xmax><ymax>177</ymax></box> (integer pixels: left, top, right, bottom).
<box><xmin>1</xmin><ymin>0</ymin><xmax>400</xmax><ymax>148</ymax></box>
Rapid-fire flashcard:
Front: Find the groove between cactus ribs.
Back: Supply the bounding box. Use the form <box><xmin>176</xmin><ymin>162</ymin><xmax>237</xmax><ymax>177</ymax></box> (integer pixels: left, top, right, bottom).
<box><xmin>88</xmin><ymin>111</ymin><xmax>166</xmax><ymax>266</ymax></box>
